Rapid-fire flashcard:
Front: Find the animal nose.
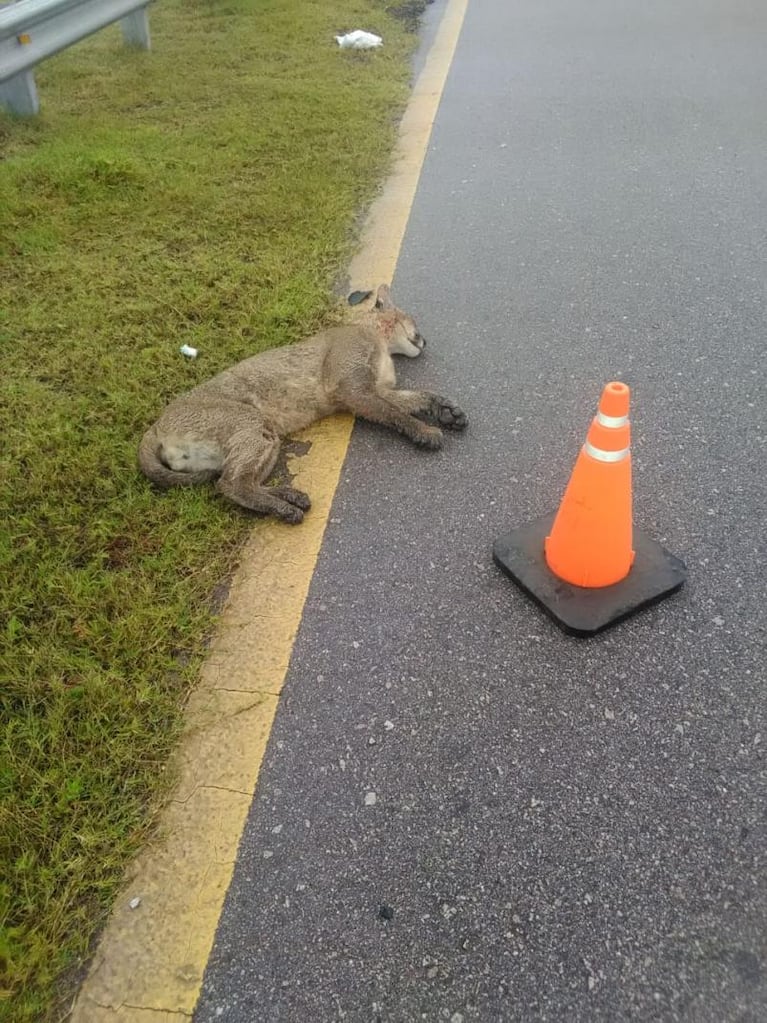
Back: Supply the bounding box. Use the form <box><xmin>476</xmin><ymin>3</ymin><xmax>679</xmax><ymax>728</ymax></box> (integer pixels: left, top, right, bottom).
<box><xmin>417</xmin><ymin>334</ymin><xmax>426</xmax><ymax>348</ymax></box>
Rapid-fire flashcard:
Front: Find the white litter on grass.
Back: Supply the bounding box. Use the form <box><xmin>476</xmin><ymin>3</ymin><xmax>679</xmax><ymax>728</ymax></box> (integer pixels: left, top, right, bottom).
<box><xmin>335</xmin><ymin>30</ymin><xmax>383</xmax><ymax>50</ymax></box>
<box><xmin>179</xmin><ymin>344</ymin><xmax>198</xmax><ymax>358</ymax></box>
<box><xmin>128</xmin><ymin>897</ymin><xmax>141</xmax><ymax>910</ymax></box>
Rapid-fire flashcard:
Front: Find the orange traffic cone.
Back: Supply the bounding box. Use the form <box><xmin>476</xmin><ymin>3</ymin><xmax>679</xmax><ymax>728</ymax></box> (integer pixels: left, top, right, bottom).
<box><xmin>493</xmin><ymin>382</ymin><xmax>686</xmax><ymax>636</ymax></box>
<box><xmin>545</xmin><ymin>381</ymin><xmax>634</xmax><ymax>587</ymax></box>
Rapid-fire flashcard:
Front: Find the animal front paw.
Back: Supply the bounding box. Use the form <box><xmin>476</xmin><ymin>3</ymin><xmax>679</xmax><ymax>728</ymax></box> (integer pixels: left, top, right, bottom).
<box><xmin>414</xmin><ymin>426</ymin><xmax>444</xmax><ymax>450</ymax></box>
<box><xmin>436</xmin><ymin>401</ymin><xmax>468</xmax><ymax>431</ymax></box>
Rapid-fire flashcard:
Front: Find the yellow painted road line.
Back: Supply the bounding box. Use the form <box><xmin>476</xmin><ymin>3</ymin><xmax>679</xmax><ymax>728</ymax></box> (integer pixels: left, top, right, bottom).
<box><xmin>71</xmin><ymin>1</ymin><xmax>468</xmax><ymax>1018</ymax></box>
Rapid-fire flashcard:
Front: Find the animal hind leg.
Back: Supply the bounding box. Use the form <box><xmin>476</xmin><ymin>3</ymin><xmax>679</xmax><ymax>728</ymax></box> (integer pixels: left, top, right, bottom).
<box><xmin>215</xmin><ymin>427</ymin><xmax>310</xmax><ymax>523</ymax></box>
<box><xmin>270</xmin><ymin>486</ymin><xmax>312</xmax><ymax>512</ymax></box>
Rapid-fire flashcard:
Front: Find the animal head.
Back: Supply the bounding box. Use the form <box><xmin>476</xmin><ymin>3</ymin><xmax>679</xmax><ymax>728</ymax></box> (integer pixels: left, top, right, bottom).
<box><xmin>356</xmin><ymin>284</ymin><xmax>426</xmax><ymax>357</ymax></box>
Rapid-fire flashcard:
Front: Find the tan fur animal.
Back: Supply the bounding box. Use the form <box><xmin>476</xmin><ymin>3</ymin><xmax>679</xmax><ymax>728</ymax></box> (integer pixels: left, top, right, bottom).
<box><xmin>138</xmin><ymin>284</ymin><xmax>466</xmax><ymax>523</ymax></box>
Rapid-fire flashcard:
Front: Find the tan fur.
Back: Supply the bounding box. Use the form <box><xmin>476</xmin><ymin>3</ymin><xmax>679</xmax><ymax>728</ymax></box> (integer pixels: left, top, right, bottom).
<box><xmin>138</xmin><ymin>285</ymin><xmax>467</xmax><ymax>523</ymax></box>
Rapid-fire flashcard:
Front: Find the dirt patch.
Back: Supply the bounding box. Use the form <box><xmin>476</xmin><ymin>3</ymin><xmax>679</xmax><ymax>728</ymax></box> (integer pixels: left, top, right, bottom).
<box><xmin>268</xmin><ymin>438</ymin><xmax>313</xmax><ymax>487</ymax></box>
<box><xmin>382</xmin><ymin>0</ymin><xmax>431</xmax><ymax>31</ymax></box>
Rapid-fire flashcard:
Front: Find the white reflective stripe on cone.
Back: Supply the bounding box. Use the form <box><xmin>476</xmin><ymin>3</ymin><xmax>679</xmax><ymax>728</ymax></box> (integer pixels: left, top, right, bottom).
<box><xmin>596</xmin><ymin>411</ymin><xmax>629</xmax><ymax>428</ymax></box>
<box><xmin>583</xmin><ymin>441</ymin><xmax>630</xmax><ymax>463</ymax></box>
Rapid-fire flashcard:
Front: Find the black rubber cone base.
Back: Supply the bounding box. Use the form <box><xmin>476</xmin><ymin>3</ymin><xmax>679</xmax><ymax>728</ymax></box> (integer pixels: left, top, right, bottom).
<box><xmin>493</xmin><ymin>514</ymin><xmax>686</xmax><ymax>637</ymax></box>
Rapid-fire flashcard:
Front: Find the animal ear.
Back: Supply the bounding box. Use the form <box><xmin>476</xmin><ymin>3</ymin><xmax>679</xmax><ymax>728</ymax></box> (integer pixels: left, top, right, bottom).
<box><xmin>374</xmin><ymin>284</ymin><xmax>394</xmax><ymax>310</ymax></box>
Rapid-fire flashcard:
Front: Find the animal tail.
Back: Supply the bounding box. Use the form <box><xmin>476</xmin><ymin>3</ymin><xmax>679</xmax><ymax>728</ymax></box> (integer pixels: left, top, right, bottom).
<box><xmin>138</xmin><ymin>431</ymin><xmax>219</xmax><ymax>488</ymax></box>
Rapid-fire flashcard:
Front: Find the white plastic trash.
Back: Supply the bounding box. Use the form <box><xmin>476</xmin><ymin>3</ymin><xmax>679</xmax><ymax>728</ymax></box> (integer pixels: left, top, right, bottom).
<box><xmin>179</xmin><ymin>344</ymin><xmax>198</xmax><ymax>358</ymax></box>
<box><xmin>335</xmin><ymin>30</ymin><xmax>383</xmax><ymax>50</ymax></box>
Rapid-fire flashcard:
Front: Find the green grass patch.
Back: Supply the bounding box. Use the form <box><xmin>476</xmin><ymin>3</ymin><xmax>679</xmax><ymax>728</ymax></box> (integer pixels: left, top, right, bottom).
<box><xmin>0</xmin><ymin>2</ymin><xmax>426</xmax><ymax>1018</ymax></box>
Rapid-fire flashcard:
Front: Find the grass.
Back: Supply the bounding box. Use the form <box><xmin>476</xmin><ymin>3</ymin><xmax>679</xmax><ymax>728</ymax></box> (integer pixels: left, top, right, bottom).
<box><xmin>0</xmin><ymin>1</ymin><xmax>427</xmax><ymax>1018</ymax></box>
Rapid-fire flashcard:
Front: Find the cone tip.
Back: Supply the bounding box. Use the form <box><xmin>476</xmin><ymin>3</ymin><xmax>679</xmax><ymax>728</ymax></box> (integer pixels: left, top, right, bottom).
<box><xmin>600</xmin><ymin>381</ymin><xmax>630</xmax><ymax>418</ymax></box>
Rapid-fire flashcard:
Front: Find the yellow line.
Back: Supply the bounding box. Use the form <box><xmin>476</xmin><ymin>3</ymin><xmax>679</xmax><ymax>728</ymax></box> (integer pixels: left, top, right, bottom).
<box><xmin>71</xmin><ymin>2</ymin><xmax>468</xmax><ymax>1019</ymax></box>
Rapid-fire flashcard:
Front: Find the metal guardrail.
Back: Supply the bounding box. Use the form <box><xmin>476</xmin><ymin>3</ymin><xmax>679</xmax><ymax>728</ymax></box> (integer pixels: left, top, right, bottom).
<box><xmin>0</xmin><ymin>0</ymin><xmax>152</xmax><ymax>116</ymax></box>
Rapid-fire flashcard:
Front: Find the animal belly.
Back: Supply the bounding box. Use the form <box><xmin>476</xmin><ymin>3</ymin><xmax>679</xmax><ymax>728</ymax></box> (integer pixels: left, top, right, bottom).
<box><xmin>268</xmin><ymin>386</ymin><xmax>336</xmax><ymax>435</ymax></box>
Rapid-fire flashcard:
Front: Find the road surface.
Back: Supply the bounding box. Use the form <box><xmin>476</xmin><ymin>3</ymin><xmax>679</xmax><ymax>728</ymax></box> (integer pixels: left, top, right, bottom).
<box><xmin>195</xmin><ymin>1</ymin><xmax>767</xmax><ymax>1019</ymax></box>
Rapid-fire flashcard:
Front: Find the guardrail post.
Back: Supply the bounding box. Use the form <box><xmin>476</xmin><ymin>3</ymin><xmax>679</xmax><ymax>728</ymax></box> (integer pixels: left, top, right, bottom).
<box><xmin>0</xmin><ymin>0</ymin><xmax>154</xmax><ymax>116</ymax></box>
<box><xmin>121</xmin><ymin>6</ymin><xmax>150</xmax><ymax>49</ymax></box>
<box><xmin>0</xmin><ymin>67</ymin><xmax>38</xmax><ymax>116</ymax></box>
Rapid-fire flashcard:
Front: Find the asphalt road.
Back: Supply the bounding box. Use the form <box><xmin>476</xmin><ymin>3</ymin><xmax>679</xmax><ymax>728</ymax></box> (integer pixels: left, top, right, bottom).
<box><xmin>195</xmin><ymin>1</ymin><xmax>767</xmax><ymax>1020</ymax></box>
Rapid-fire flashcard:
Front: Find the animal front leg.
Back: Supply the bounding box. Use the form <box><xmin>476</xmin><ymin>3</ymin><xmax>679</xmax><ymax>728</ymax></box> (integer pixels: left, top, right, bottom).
<box><xmin>343</xmin><ymin>392</ymin><xmax>444</xmax><ymax>449</ymax></box>
<box><xmin>387</xmin><ymin>389</ymin><xmax>468</xmax><ymax>431</ymax></box>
